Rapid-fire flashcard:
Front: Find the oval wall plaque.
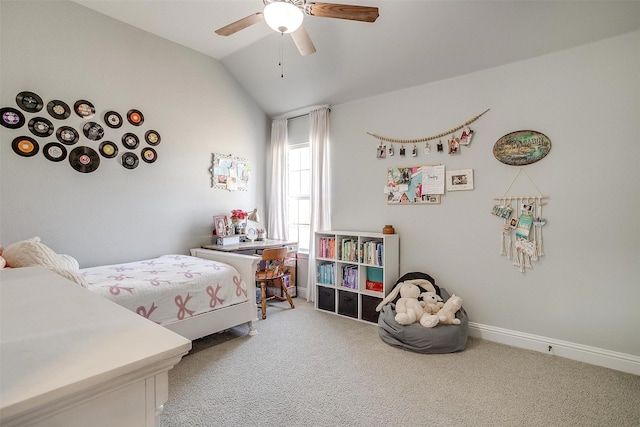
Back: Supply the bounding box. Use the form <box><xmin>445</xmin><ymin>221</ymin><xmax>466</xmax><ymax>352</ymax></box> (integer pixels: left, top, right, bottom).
<box><xmin>493</xmin><ymin>130</ymin><xmax>551</xmax><ymax>166</ymax></box>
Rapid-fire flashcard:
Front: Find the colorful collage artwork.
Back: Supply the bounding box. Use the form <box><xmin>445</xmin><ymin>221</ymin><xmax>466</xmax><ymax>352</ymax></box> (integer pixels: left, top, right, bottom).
<box><xmin>385</xmin><ymin>165</ymin><xmax>445</xmax><ymax>204</ymax></box>
<box><xmin>209</xmin><ymin>153</ymin><xmax>251</xmax><ymax>191</ymax></box>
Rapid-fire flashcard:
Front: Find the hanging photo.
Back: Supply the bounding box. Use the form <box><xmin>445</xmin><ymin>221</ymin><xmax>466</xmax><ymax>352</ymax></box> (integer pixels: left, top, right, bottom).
<box><xmin>388</xmin><ymin>144</ymin><xmax>394</xmax><ymax>156</ymax></box>
<box><xmin>491</xmin><ymin>204</ymin><xmax>513</xmax><ymax>219</ymax></box>
<box><xmin>376</xmin><ymin>143</ymin><xmax>386</xmax><ymax>158</ymax></box>
<box><xmin>399</xmin><ymin>145</ymin><xmax>406</xmax><ymax>156</ymax></box>
<box><xmin>412</xmin><ymin>144</ymin><xmax>417</xmax><ymax>157</ymax></box>
<box><xmin>460</xmin><ymin>127</ymin><xmax>474</xmax><ymax>145</ymax></box>
<box><xmin>448</xmin><ymin>135</ymin><xmax>460</xmax><ymax>154</ymax></box>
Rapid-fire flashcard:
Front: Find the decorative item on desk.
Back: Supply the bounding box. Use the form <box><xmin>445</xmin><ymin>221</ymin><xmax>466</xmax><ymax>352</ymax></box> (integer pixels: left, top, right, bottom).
<box><xmin>256</xmin><ymin>229</ymin><xmax>266</xmax><ymax>241</ymax></box>
<box><xmin>247</xmin><ymin>208</ymin><xmax>260</xmax><ymax>223</ymax></box>
<box><xmin>213</xmin><ymin>215</ymin><xmax>228</xmax><ymax>236</ymax></box>
<box><xmin>245</xmin><ymin>223</ymin><xmax>258</xmax><ymax>241</ymax></box>
<box><xmin>230</xmin><ymin>209</ymin><xmax>248</xmax><ymax>234</ymax></box>
<box><xmin>230</xmin><ymin>209</ymin><xmax>247</xmax><ymax>223</ymax></box>
<box><xmin>216</xmin><ymin>235</ymin><xmax>240</xmax><ymax>246</ymax></box>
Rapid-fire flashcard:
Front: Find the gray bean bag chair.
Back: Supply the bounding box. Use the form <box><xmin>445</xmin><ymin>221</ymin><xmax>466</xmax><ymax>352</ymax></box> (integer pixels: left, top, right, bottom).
<box><xmin>378</xmin><ymin>272</ymin><xmax>468</xmax><ymax>353</ymax></box>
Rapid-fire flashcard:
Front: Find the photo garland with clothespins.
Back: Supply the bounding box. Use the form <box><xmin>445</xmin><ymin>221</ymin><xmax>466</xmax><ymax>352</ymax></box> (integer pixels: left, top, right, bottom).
<box><xmin>369</xmin><ymin>109</ymin><xmax>489</xmax><ymax>159</ymax></box>
<box><xmin>491</xmin><ymin>168</ymin><xmax>549</xmax><ymax>273</ymax></box>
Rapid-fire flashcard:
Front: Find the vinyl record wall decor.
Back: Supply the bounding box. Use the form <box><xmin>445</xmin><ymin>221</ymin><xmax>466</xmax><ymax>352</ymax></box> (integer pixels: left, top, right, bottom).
<box><xmin>1</xmin><ymin>90</ymin><xmax>162</xmax><ymax>173</ymax></box>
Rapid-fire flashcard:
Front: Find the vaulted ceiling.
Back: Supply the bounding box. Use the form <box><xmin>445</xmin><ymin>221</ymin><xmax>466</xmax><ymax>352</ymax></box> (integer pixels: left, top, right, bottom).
<box><xmin>73</xmin><ymin>0</ymin><xmax>640</xmax><ymax>116</ymax></box>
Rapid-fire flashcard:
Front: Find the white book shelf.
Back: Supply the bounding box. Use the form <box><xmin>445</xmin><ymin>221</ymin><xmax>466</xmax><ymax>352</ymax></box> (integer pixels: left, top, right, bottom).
<box><xmin>314</xmin><ymin>230</ymin><xmax>399</xmax><ymax>323</ymax></box>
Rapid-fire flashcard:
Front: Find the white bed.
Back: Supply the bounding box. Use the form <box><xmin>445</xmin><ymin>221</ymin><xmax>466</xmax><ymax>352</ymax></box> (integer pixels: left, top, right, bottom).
<box><xmin>1</xmin><ymin>237</ymin><xmax>261</xmax><ymax>341</ymax></box>
<box><xmin>81</xmin><ymin>251</ymin><xmax>260</xmax><ymax>340</ymax></box>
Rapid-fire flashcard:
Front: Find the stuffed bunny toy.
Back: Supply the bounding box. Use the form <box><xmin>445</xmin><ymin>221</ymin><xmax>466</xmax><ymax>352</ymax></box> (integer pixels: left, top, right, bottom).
<box><xmin>375</xmin><ymin>279</ymin><xmax>437</xmax><ymax>325</ymax></box>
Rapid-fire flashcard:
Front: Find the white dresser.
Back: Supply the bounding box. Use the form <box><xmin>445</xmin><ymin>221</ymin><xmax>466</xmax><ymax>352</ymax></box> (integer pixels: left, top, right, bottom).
<box><xmin>0</xmin><ymin>266</ymin><xmax>192</xmax><ymax>427</ymax></box>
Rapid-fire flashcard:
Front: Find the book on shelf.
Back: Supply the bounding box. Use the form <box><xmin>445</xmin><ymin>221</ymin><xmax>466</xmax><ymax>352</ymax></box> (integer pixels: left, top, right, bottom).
<box><xmin>318</xmin><ymin>237</ymin><xmax>336</xmax><ymax>258</ymax></box>
<box><xmin>340</xmin><ymin>238</ymin><xmax>358</xmax><ymax>262</ymax></box>
<box><xmin>362</xmin><ymin>241</ymin><xmax>384</xmax><ymax>266</ymax></box>
<box><xmin>341</xmin><ymin>265</ymin><xmax>358</xmax><ymax>289</ymax></box>
<box><xmin>365</xmin><ymin>280</ymin><xmax>383</xmax><ymax>292</ymax></box>
<box><xmin>317</xmin><ymin>262</ymin><xmax>335</xmax><ymax>285</ymax></box>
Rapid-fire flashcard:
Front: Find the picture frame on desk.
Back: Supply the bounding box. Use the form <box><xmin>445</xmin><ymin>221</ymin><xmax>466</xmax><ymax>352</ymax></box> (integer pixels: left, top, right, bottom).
<box><xmin>213</xmin><ymin>215</ymin><xmax>228</xmax><ymax>236</ymax></box>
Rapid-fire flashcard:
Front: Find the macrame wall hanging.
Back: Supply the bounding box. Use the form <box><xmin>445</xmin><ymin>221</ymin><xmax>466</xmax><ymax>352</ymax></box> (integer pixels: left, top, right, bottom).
<box><xmin>491</xmin><ymin>168</ymin><xmax>548</xmax><ymax>273</ymax></box>
<box><xmin>368</xmin><ymin>109</ymin><xmax>490</xmax><ymax>158</ymax></box>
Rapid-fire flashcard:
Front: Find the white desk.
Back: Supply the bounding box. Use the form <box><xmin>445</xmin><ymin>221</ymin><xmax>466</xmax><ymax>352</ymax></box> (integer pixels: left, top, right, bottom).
<box><xmin>0</xmin><ymin>266</ymin><xmax>191</xmax><ymax>427</ymax></box>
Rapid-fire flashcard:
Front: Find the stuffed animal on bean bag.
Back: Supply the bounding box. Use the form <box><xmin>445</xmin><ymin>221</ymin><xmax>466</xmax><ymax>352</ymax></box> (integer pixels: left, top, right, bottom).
<box><xmin>420</xmin><ymin>294</ymin><xmax>463</xmax><ymax>328</ymax></box>
<box><xmin>420</xmin><ymin>291</ymin><xmax>444</xmax><ymax>314</ymax></box>
<box><xmin>375</xmin><ymin>279</ymin><xmax>437</xmax><ymax>325</ymax></box>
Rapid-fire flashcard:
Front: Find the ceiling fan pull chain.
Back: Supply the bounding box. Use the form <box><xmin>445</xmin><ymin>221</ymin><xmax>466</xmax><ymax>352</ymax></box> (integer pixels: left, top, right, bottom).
<box><xmin>279</xmin><ymin>33</ymin><xmax>285</xmax><ymax>78</ymax></box>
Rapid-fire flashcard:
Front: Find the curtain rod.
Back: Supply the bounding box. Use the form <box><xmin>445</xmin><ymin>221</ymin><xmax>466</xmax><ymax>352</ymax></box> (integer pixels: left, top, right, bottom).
<box><xmin>286</xmin><ymin>108</ymin><xmax>331</xmax><ymax>121</ymax></box>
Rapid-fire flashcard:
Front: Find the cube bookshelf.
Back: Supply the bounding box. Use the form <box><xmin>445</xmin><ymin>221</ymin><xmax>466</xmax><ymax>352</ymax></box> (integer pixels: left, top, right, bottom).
<box><xmin>314</xmin><ymin>230</ymin><xmax>399</xmax><ymax>323</ymax></box>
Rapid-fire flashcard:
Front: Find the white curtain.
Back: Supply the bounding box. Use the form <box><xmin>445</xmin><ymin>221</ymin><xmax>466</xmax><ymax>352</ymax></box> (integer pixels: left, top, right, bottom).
<box><xmin>306</xmin><ymin>106</ymin><xmax>331</xmax><ymax>302</ymax></box>
<box><xmin>267</xmin><ymin>118</ymin><xmax>288</xmax><ymax>240</ymax></box>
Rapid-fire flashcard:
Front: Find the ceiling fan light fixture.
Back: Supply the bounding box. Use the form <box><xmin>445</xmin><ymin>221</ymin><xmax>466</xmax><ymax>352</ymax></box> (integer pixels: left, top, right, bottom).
<box><xmin>264</xmin><ymin>1</ymin><xmax>304</xmax><ymax>34</ymax></box>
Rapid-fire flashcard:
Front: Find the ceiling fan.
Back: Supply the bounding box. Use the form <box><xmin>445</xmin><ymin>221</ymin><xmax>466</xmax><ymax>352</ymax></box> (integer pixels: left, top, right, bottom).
<box><xmin>215</xmin><ymin>0</ymin><xmax>379</xmax><ymax>56</ymax></box>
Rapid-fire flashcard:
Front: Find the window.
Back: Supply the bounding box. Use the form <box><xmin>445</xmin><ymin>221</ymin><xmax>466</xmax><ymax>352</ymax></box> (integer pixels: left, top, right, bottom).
<box><xmin>287</xmin><ymin>143</ymin><xmax>310</xmax><ymax>252</ymax></box>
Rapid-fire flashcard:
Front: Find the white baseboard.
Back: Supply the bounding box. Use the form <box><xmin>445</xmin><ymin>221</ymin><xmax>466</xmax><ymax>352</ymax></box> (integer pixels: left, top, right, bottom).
<box><xmin>468</xmin><ymin>322</ymin><xmax>640</xmax><ymax>376</ymax></box>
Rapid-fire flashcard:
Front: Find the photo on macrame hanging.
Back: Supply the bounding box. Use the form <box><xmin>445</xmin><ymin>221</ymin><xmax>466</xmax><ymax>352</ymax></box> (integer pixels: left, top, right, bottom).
<box><xmin>515</xmin><ymin>214</ymin><xmax>534</xmax><ymax>239</ymax></box>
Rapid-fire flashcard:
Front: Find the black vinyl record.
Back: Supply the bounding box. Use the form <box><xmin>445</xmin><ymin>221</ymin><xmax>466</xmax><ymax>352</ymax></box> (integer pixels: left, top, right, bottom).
<box><xmin>12</xmin><ymin>136</ymin><xmax>39</xmax><ymax>157</ymax></box>
<box><xmin>141</xmin><ymin>147</ymin><xmax>157</xmax><ymax>163</ymax></box>
<box><xmin>56</xmin><ymin>126</ymin><xmax>80</xmax><ymax>145</ymax></box>
<box><xmin>99</xmin><ymin>141</ymin><xmax>118</xmax><ymax>158</ymax></box>
<box><xmin>28</xmin><ymin>117</ymin><xmax>54</xmax><ymax>137</ymax></box>
<box><xmin>43</xmin><ymin>142</ymin><xmax>67</xmax><ymax>162</ymax></box>
<box><xmin>104</xmin><ymin>111</ymin><xmax>123</xmax><ymax>129</ymax></box>
<box><xmin>121</xmin><ymin>152</ymin><xmax>139</xmax><ymax>169</ymax></box>
<box><xmin>74</xmin><ymin>99</ymin><xmax>95</xmax><ymax>119</ymax></box>
<box><xmin>144</xmin><ymin>130</ymin><xmax>161</xmax><ymax>146</ymax></box>
<box><xmin>69</xmin><ymin>146</ymin><xmax>100</xmax><ymax>173</ymax></box>
<box><xmin>1</xmin><ymin>107</ymin><xmax>25</xmax><ymax>129</ymax></box>
<box><xmin>127</xmin><ymin>109</ymin><xmax>144</xmax><ymax>126</ymax></box>
<box><xmin>16</xmin><ymin>91</ymin><xmax>43</xmax><ymax>113</ymax></box>
<box><xmin>83</xmin><ymin>121</ymin><xmax>104</xmax><ymax>141</ymax></box>
<box><xmin>46</xmin><ymin>100</ymin><xmax>71</xmax><ymax>120</ymax></box>
<box><xmin>122</xmin><ymin>132</ymin><xmax>139</xmax><ymax>149</ymax></box>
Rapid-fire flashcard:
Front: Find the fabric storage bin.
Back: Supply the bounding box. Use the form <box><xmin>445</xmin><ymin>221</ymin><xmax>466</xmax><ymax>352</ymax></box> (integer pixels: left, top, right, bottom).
<box><xmin>317</xmin><ymin>286</ymin><xmax>336</xmax><ymax>312</ymax></box>
<box><xmin>361</xmin><ymin>294</ymin><xmax>382</xmax><ymax>323</ymax></box>
<box><xmin>338</xmin><ymin>290</ymin><xmax>358</xmax><ymax>318</ymax></box>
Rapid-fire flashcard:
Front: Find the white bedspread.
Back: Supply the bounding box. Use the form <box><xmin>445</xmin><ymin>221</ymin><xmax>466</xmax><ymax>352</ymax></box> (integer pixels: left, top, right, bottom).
<box><xmin>81</xmin><ymin>254</ymin><xmax>248</xmax><ymax>326</ymax></box>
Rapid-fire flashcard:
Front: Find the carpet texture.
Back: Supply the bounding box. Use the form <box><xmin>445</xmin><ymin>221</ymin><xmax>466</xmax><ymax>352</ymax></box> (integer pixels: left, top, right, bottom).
<box><xmin>159</xmin><ymin>300</ymin><xmax>640</xmax><ymax>426</ymax></box>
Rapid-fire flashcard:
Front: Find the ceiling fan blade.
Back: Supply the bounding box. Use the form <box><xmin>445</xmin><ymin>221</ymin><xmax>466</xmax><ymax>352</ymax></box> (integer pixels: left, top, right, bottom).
<box><xmin>306</xmin><ymin>2</ymin><xmax>379</xmax><ymax>23</ymax></box>
<box><xmin>291</xmin><ymin>25</ymin><xmax>316</xmax><ymax>56</ymax></box>
<box><xmin>215</xmin><ymin>12</ymin><xmax>264</xmax><ymax>36</ymax></box>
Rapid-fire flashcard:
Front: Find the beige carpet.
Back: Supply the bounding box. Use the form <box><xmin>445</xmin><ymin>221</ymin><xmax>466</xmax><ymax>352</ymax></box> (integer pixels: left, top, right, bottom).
<box><xmin>159</xmin><ymin>300</ymin><xmax>640</xmax><ymax>426</ymax></box>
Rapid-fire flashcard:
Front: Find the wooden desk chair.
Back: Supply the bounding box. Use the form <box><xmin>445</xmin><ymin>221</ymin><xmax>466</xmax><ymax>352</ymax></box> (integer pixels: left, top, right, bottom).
<box><xmin>255</xmin><ymin>247</ymin><xmax>295</xmax><ymax>319</ymax></box>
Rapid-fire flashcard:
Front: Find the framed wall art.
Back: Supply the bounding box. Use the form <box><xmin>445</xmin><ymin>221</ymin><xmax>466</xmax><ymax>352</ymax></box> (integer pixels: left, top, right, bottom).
<box><xmin>209</xmin><ymin>153</ymin><xmax>251</xmax><ymax>191</ymax></box>
<box><xmin>493</xmin><ymin>130</ymin><xmax>551</xmax><ymax>166</ymax></box>
<box><xmin>446</xmin><ymin>169</ymin><xmax>474</xmax><ymax>191</ymax></box>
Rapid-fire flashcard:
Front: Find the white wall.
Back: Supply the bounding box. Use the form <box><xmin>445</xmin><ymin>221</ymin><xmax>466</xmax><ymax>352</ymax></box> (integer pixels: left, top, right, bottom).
<box><xmin>0</xmin><ymin>1</ymin><xmax>268</xmax><ymax>267</ymax></box>
<box><xmin>329</xmin><ymin>31</ymin><xmax>640</xmax><ymax>357</ymax></box>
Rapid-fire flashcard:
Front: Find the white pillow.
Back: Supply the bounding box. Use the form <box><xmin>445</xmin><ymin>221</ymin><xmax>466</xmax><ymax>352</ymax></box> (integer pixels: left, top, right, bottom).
<box><xmin>3</xmin><ymin>237</ymin><xmax>87</xmax><ymax>287</ymax></box>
